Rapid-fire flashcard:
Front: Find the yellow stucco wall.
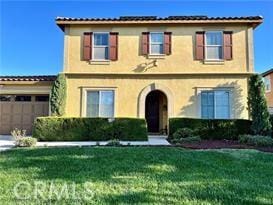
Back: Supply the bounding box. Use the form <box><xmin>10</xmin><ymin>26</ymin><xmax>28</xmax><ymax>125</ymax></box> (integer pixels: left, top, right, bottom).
<box><xmin>65</xmin><ymin>74</ymin><xmax>249</xmax><ymax>119</ymax></box>
<box><xmin>64</xmin><ymin>24</ymin><xmax>253</xmax><ymax>74</ymax></box>
<box><xmin>0</xmin><ymin>82</ymin><xmax>52</xmax><ymax>94</ymax></box>
<box><xmin>62</xmin><ymin>23</ymin><xmax>254</xmax><ymax>120</ymax></box>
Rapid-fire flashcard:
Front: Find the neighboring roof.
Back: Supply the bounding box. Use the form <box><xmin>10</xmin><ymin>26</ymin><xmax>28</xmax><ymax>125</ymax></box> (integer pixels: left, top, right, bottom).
<box><xmin>0</xmin><ymin>75</ymin><xmax>57</xmax><ymax>82</ymax></box>
<box><xmin>56</xmin><ymin>15</ymin><xmax>263</xmax><ymax>30</ymax></box>
<box><xmin>262</xmin><ymin>69</ymin><xmax>273</xmax><ymax>77</ymax></box>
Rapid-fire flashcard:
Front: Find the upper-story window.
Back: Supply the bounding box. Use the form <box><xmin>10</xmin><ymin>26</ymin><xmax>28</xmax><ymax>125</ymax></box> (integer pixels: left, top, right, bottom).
<box><xmin>205</xmin><ymin>31</ymin><xmax>223</xmax><ymax>60</ymax></box>
<box><xmin>150</xmin><ymin>33</ymin><xmax>164</xmax><ymax>55</ymax></box>
<box><xmin>264</xmin><ymin>76</ymin><xmax>271</xmax><ymax>92</ymax></box>
<box><xmin>93</xmin><ymin>33</ymin><xmax>109</xmax><ymax>60</ymax></box>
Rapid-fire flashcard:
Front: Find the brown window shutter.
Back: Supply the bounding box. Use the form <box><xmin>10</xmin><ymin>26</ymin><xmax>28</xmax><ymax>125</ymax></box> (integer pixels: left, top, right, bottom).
<box><xmin>109</xmin><ymin>32</ymin><xmax>118</xmax><ymax>61</ymax></box>
<box><xmin>223</xmin><ymin>31</ymin><xmax>233</xmax><ymax>60</ymax></box>
<box><xmin>164</xmin><ymin>32</ymin><xmax>172</xmax><ymax>55</ymax></box>
<box><xmin>195</xmin><ymin>31</ymin><xmax>205</xmax><ymax>60</ymax></box>
<box><xmin>142</xmin><ymin>32</ymin><xmax>149</xmax><ymax>55</ymax></box>
<box><xmin>83</xmin><ymin>32</ymin><xmax>92</xmax><ymax>60</ymax></box>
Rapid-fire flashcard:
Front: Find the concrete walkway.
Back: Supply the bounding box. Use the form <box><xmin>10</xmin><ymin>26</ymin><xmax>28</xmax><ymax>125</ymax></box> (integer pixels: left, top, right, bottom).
<box><xmin>37</xmin><ymin>135</ymin><xmax>170</xmax><ymax>147</ymax></box>
<box><xmin>148</xmin><ymin>135</ymin><xmax>170</xmax><ymax>145</ymax></box>
<box><xmin>0</xmin><ymin>135</ymin><xmax>15</xmax><ymax>152</ymax></box>
<box><xmin>0</xmin><ymin>135</ymin><xmax>170</xmax><ymax>151</ymax></box>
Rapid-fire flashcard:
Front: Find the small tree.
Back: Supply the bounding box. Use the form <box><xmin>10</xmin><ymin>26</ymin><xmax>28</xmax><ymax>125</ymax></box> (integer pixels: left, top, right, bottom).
<box><xmin>50</xmin><ymin>73</ymin><xmax>67</xmax><ymax>116</ymax></box>
<box><xmin>248</xmin><ymin>74</ymin><xmax>271</xmax><ymax>135</ymax></box>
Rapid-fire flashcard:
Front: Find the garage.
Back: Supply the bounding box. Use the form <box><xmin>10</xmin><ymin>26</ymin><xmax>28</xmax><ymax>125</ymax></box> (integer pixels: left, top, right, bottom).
<box><xmin>0</xmin><ymin>95</ymin><xmax>49</xmax><ymax>134</ymax></box>
<box><xmin>0</xmin><ymin>75</ymin><xmax>56</xmax><ymax>135</ymax></box>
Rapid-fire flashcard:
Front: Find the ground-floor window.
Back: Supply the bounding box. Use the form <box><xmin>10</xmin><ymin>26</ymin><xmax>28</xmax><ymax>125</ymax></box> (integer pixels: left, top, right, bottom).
<box><xmin>86</xmin><ymin>90</ymin><xmax>114</xmax><ymax>117</ymax></box>
<box><xmin>201</xmin><ymin>90</ymin><xmax>230</xmax><ymax>119</ymax></box>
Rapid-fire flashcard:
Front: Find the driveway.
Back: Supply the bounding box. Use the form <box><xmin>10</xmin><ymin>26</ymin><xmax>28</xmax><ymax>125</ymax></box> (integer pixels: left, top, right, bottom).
<box><xmin>0</xmin><ymin>135</ymin><xmax>15</xmax><ymax>152</ymax></box>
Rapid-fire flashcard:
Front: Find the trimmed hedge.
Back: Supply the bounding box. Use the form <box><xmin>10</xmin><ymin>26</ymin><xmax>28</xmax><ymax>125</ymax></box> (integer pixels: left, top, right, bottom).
<box><xmin>33</xmin><ymin>117</ymin><xmax>147</xmax><ymax>141</ymax></box>
<box><xmin>169</xmin><ymin>118</ymin><xmax>252</xmax><ymax>140</ymax></box>
<box><xmin>239</xmin><ymin>135</ymin><xmax>273</xmax><ymax>147</ymax></box>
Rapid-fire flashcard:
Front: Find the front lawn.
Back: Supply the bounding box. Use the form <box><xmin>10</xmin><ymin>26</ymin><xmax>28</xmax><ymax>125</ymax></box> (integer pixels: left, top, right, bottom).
<box><xmin>0</xmin><ymin>147</ymin><xmax>273</xmax><ymax>204</ymax></box>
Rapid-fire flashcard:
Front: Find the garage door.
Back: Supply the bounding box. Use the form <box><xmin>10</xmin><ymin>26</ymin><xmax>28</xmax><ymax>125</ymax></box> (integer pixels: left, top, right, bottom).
<box><xmin>0</xmin><ymin>95</ymin><xmax>49</xmax><ymax>135</ymax></box>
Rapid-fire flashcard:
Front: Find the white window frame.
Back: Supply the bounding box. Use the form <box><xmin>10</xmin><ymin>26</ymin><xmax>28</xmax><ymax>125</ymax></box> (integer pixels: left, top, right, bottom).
<box><xmin>201</xmin><ymin>89</ymin><xmax>231</xmax><ymax>119</ymax></box>
<box><xmin>205</xmin><ymin>31</ymin><xmax>224</xmax><ymax>61</ymax></box>
<box><xmin>149</xmin><ymin>32</ymin><xmax>164</xmax><ymax>55</ymax></box>
<box><xmin>86</xmin><ymin>90</ymin><xmax>115</xmax><ymax>118</ymax></box>
<box><xmin>263</xmin><ymin>76</ymin><xmax>271</xmax><ymax>93</ymax></box>
<box><xmin>92</xmin><ymin>32</ymin><xmax>110</xmax><ymax>61</ymax></box>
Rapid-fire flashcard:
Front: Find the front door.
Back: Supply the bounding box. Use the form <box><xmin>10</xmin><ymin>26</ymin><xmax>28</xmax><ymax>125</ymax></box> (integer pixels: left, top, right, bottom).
<box><xmin>145</xmin><ymin>91</ymin><xmax>160</xmax><ymax>133</ymax></box>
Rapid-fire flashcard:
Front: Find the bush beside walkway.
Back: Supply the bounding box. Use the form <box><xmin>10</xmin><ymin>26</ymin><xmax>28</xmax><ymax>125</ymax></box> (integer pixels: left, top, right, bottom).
<box><xmin>33</xmin><ymin>117</ymin><xmax>147</xmax><ymax>141</ymax></box>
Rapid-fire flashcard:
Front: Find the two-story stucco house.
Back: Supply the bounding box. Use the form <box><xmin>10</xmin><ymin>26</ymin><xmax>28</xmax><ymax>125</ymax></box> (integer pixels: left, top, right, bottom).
<box><xmin>0</xmin><ymin>15</ymin><xmax>263</xmax><ymax>135</ymax></box>
<box><xmin>55</xmin><ymin>15</ymin><xmax>262</xmax><ymax>133</ymax></box>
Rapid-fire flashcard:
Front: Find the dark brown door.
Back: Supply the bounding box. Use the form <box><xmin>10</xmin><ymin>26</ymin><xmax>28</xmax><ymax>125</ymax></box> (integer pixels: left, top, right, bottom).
<box><xmin>145</xmin><ymin>91</ymin><xmax>160</xmax><ymax>133</ymax></box>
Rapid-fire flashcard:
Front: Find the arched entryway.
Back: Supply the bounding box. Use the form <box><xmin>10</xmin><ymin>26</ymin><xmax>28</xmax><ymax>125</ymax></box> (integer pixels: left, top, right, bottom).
<box><xmin>138</xmin><ymin>83</ymin><xmax>174</xmax><ymax>134</ymax></box>
<box><xmin>145</xmin><ymin>90</ymin><xmax>168</xmax><ymax>134</ymax></box>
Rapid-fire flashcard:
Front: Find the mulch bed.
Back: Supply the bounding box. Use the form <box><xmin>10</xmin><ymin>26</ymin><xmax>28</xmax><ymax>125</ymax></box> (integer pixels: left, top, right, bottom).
<box><xmin>175</xmin><ymin>140</ymin><xmax>273</xmax><ymax>153</ymax></box>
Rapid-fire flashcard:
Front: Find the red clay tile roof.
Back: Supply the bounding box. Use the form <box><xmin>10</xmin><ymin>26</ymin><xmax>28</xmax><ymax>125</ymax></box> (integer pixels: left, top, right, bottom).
<box><xmin>0</xmin><ymin>75</ymin><xmax>56</xmax><ymax>82</ymax></box>
<box><xmin>56</xmin><ymin>15</ymin><xmax>263</xmax><ymax>22</ymax></box>
<box><xmin>56</xmin><ymin>15</ymin><xmax>263</xmax><ymax>31</ymax></box>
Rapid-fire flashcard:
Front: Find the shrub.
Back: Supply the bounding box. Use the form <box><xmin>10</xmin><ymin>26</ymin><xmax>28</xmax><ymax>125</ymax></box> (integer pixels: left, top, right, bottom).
<box><xmin>50</xmin><ymin>74</ymin><xmax>67</xmax><ymax>116</ymax></box>
<box><xmin>239</xmin><ymin>135</ymin><xmax>273</xmax><ymax>147</ymax></box>
<box><xmin>33</xmin><ymin>117</ymin><xmax>147</xmax><ymax>141</ymax></box>
<box><xmin>173</xmin><ymin>128</ymin><xmax>195</xmax><ymax>139</ymax></box>
<box><xmin>270</xmin><ymin>115</ymin><xmax>273</xmax><ymax>137</ymax></box>
<box><xmin>169</xmin><ymin>118</ymin><xmax>252</xmax><ymax>140</ymax></box>
<box><xmin>16</xmin><ymin>137</ymin><xmax>37</xmax><ymax>147</ymax></box>
<box><xmin>112</xmin><ymin>118</ymin><xmax>147</xmax><ymax>140</ymax></box>
<box><xmin>106</xmin><ymin>139</ymin><xmax>122</xmax><ymax>146</ymax></box>
<box><xmin>10</xmin><ymin>128</ymin><xmax>36</xmax><ymax>147</ymax></box>
<box><xmin>11</xmin><ymin>128</ymin><xmax>26</xmax><ymax>141</ymax></box>
<box><xmin>248</xmin><ymin>74</ymin><xmax>271</xmax><ymax>135</ymax></box>
<box><xmin>179</xmin><ymin>136</ymin><xmax>201</xmax><ymax>144</ymax></box>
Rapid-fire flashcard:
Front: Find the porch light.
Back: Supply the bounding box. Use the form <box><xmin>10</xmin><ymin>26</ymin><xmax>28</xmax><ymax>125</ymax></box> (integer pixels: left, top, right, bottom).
<box><xmin>153</xmin><ymin>59</ymin><xmax>158</xmax><ymax>67</ymax></box>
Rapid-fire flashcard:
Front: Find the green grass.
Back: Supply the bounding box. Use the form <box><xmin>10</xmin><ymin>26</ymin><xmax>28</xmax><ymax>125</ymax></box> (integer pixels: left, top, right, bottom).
<box><xmin>0</xmin><ymin>147</ymin><xmax>273</xmax><ymax>204</ymax></box>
